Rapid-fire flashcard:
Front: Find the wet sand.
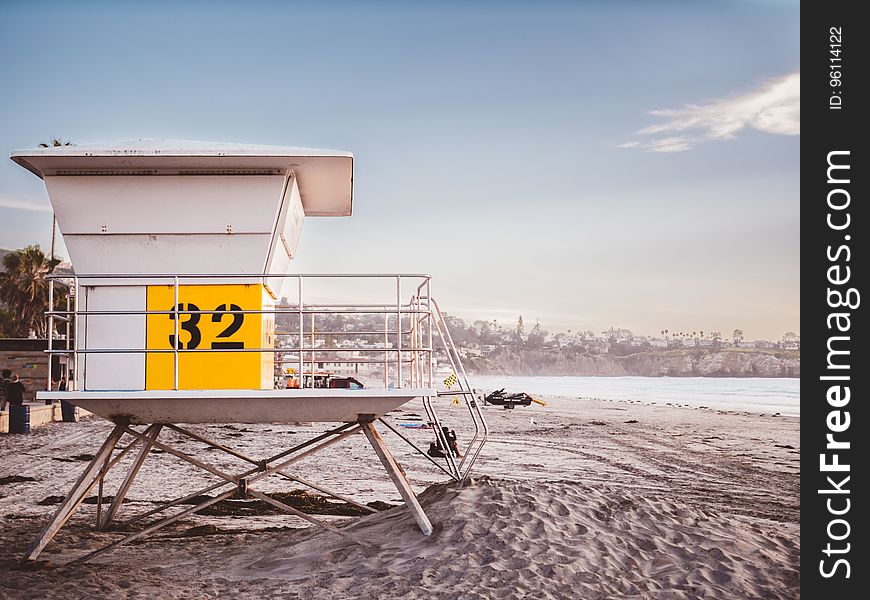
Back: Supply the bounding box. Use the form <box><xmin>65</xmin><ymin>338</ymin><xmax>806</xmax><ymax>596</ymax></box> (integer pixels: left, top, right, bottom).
<box><xmin>0</xmin><ymin>396</ymin><xmax>799</xmax><ymax>599</ymax></box>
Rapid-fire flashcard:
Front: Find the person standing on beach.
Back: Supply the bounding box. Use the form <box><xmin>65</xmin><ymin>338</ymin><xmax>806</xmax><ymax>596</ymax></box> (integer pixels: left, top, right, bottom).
<box><xmin>5</xmin><ymin>374</ymin><xmax>26</xmax><ymax>407</ymax></box>
<box><xmin>0</xmin><ymin>369</ymin><xmax>11</xmax><ymax>411</ymax></box>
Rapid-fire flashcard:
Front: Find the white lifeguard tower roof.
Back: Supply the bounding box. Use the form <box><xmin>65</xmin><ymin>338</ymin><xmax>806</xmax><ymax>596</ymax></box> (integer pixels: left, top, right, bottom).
<box><xmin>10</xmin><ymin>139</ymin><xmax>353</xmax><ymax>217</ymax></box>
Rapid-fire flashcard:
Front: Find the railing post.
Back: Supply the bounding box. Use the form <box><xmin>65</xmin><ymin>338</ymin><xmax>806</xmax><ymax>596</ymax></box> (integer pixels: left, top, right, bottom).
<box><xmin>310</xmin><ymin>312</ymin><xmax>315</xmax><ymax>383</ymax></box>
<box><xmin>415</xmin><ymin>292</ymin><xmax>422</xmax><ymax>387</ymax></box>
<box><xmin>47</xmin><ymin>279</ymin><xmax>54</xmax><ymax>392</ymax></box>
<box><xmin>396</xmin><ymin>276</ymin><xmax>402</xmax><ymax>388</ymax></box>
<box><xmin>409</xmin><ymin>293</ymin><xmax>415</xmax><ymax>388</ymax></box>
<box><xmin>173</xmin><ymin>275</ymin><xmax>179</xmax><ymax>391</ymax></box>
<box><xmin>383</xmin><ymin>312</ymin><xmax>388</xmax><ymax>388</ymax></box>
<box><xmin>73</xmin><ymin>277</ymin><xmax>79</xmax><ymax>391</ymax></box>
<box><xmin>427</xmin><ymin>277</ymin><xmax>433</xmax><ymax>388</ymax></box>
<box><xmin>298</xmin><ymin>276</ymin><xmax>304</xmax><ymax>387</ymax></box>
<box><xmin>65</xmin><ymin>282</ymin><xmax>71</xmax><ymax>383</ymax></box>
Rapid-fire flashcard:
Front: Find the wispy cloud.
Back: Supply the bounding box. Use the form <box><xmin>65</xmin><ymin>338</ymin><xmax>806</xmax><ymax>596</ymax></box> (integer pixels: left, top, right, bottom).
<box><xmin>645</xmin><ymin>137</ymin><xmax>692</xmax><ymax>153</ymax></box>
<box><xmin>622</xmin><ymin>72</ymin><xmax>800</xmax><ymax>152</ymax></box>
<box><xmin>0</xmin><ymin>195</ymin><xmax>52</xmax><ymax>212</ymax></box>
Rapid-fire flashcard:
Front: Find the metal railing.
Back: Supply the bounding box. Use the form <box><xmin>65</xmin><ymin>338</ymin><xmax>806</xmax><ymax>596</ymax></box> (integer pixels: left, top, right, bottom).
<box><xmin>44</xmin><ymin>272</ymin><xmax>488</xmax><ymax>479</ymax></box>
<box><xmin>46</xmin><ymin>273</ymin><xmax>433</xmax><ymax>391</ymax></box>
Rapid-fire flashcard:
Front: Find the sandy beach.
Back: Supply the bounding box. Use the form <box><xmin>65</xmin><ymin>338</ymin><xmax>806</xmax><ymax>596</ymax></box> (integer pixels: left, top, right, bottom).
<box><xmin>0</xmin><ymin>396</ymin><xmax>799</xmax><ymax>599</ymax></box>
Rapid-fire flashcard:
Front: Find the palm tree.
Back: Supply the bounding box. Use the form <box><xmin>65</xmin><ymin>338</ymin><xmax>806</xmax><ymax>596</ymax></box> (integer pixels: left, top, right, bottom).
<box><xmin>0</xmin><ymin>245</ymin><xmax>61</xmax><ymax>337</ymax></box>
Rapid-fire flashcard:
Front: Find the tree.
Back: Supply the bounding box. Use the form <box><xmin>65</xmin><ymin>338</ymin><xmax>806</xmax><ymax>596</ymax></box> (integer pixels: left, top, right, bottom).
<box><xmin>732</xmin><ymin>329</ymin><xmax>744</xmax><ymax>346</ymax></box>
<box><xmin>782</xmin><ymin>332</ymin><xmax>799</xmax><ymax>343</ymax></box>
<box><xmin>0</xmin><ymin>245</ymin><xmax>62</xmax><ymax>337</ymax></box>
<box><xmin>514</xmin><ymin>316</ymin><xmax>525</xmax><ymax>345</ymax></box>
<box><xmin>527</xmin><ymin>319</ymin><xmax>547</xmax><ymax>348</ymax></box>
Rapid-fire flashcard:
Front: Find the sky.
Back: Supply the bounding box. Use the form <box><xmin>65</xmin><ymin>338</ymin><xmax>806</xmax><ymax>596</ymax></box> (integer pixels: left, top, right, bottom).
<box><xmin>0</xmin><ymin>0</ymin><xmax>800</xmax><ymax>340</ymax></box>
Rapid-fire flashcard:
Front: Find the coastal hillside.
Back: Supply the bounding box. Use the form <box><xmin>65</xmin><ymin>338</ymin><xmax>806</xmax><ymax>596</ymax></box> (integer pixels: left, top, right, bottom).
<box><xmin>464</xmin><ymin>347</ymin><xmax>800</xmax><ymax>378</ymax></box>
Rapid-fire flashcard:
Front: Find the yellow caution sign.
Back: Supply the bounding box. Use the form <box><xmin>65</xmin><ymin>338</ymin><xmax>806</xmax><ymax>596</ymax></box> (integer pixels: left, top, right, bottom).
<box><xmin>145</xmin><ymin>284</ymin><xmax>274</xmax><ymax>390</ymax></box>
<box><xmin>443</xmin><ymin>373</ymin><xmax>458</xmax><ymax>389</ymax></box>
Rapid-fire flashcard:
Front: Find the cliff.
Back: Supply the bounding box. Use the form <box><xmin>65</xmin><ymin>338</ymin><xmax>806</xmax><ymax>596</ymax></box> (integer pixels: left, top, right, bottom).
<box><xmin>464</xmin><ymin>347</ymin><xmax>800</xmax><ymax>378</ymax></box>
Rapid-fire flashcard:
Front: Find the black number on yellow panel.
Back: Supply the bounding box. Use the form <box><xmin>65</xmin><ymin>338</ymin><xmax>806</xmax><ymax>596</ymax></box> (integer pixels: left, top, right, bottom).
<box><xmin>211</xmin><ymin>303</ymin><xmax>245</xmax><ymax>349</ymax></box>
<box><xmin>169</xmin><ymin>303</ymin><xmax>202</xmax><ymax>349</ymax></box>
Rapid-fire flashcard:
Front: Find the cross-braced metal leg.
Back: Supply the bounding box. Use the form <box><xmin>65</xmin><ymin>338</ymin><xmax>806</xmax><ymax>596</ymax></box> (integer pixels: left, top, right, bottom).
<box><xmin>71</xmin><ymin>422</ymin><xmax>369</xmax><ymax>563</ymax></box>
<box><xmin>26</xmin><ymin>418</ymin><xmax>436</xmax><ymax>563</ymax></box>
<box><xmin>25</xmin><ymin>423</ymin><xmax>127</xmax><ymax>560</ymax></box>
<box><xmin>99</xmin><ymin>424</ymin><xmax>162</xmax><ymax>530</ymax></box>
<box><xmin>361</xmin><ymin>421</ymin><xmax>433</xmax><ymax>536</ymax></box>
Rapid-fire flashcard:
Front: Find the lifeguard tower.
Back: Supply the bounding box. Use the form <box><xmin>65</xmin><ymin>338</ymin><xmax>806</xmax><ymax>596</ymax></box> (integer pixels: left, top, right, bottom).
<box><xmin>11</xmin><ymin>140</ymin><xmax>487</xmax><ymax>562</ymax></box>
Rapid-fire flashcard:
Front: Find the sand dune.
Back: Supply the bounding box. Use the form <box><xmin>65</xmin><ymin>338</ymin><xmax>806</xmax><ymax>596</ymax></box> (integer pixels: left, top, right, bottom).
<box><xmin>221</xmin><ymin>476</ymin><xmax>798</xmax><ymax>599</ymax></box>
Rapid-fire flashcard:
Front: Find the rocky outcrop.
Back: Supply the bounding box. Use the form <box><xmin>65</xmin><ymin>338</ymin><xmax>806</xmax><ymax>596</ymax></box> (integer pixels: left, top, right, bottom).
<box><xmin>465</xmin><ymin>348</ymin><xmax>800</xmax><ymax>378</ymax></box>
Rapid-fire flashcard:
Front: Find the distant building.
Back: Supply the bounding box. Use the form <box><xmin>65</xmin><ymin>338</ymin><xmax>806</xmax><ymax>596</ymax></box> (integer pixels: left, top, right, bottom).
<box><xmin>314</xmin><ymin>361</ymin><xmax>359</xmax><ymax>375</ymax></box>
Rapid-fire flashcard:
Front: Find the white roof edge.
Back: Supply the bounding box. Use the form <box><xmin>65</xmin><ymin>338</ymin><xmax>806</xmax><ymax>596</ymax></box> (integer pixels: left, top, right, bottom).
<box><xmin>9</xmin><ymin>139</ymin><xmax>354</xmax><ymax>216</ymax></box>
<box><xmin>10</xmin><ymin>139</ymin><xmax>353</xmax><ymax>159</ymax></box>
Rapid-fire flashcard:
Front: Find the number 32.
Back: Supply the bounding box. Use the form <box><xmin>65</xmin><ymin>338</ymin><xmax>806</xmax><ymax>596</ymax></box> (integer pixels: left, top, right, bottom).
<box><xmin>169</xmin><ymin>303</ymin><xmax>245</xmax><ymax>350</ymax></box>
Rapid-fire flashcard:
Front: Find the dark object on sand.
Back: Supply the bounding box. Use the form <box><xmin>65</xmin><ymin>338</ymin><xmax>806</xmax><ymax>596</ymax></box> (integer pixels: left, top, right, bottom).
<box><xmin>1</xmin><ymin>475</ymin><xmax>37</xmax><ymax>485</ymax></box>
<box><xmin>427</xmin><ymin>426</ymin><xmax>461</xmax><ymax>458</ymax></box>
<box><xmin>8</xmin><ymin>404</ymin><xmax>30</xmax><ymax>433</ymax></box>
<box><xmin>61</xmin><ymin>400</ymin><xmax>78</xmax><ymax>422</ymax></box>
<box><xmin>484</xmin><ymin>389</ymin><xmax>534</xmax><ymax>409</ymax></box>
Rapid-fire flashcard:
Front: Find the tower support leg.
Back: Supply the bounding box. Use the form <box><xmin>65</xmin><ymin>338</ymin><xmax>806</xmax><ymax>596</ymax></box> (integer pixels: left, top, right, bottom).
<box><xmin>25</xmin><ymin>423</ymin><xmax>127</xmax><ymax>560</ymax></box>
<box><xmin>99</xmin><ymin>424</ymin><xmax>162</xmax><ymax>530</ymax></box>
<box><xmin>361</xmin><ymin>421</ymin><xmax>433</xmax><ymax>536</ymax></box>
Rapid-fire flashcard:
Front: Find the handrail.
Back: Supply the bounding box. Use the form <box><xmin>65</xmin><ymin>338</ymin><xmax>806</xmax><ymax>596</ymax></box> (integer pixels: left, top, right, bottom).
<box><xmin>428</xmin><ymin>296</ymin><xmax>489</xmax><ymax>479</ymax></box>
<box><xmin>43</xmin><ymin>270</ymin><xmax>488</xmax><ymax>485</ymax></box>
<box><xmin>46</xmin><ymin>272</ymin><xmax>433</xmax><ymax>392</ymax></box>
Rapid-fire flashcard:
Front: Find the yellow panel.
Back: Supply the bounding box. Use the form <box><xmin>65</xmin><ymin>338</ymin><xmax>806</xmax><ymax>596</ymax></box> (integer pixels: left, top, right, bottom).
<box><xmin>145</xmin><ymin>284</ymin><xmax>273</xmax><ymax>390</ymax></box>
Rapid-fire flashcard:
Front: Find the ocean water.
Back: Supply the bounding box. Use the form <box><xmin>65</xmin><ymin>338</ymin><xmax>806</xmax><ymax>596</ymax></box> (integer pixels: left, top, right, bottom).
<box><xmin>469</xmin><ymin>375</ymin><xmax>800</xmax><ymax>417</ymax></box>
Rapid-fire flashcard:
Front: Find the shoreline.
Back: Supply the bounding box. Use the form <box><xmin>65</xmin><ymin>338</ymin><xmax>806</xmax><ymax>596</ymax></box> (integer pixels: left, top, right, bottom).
<box><xmin>470</xmin><ymin>376</ymin><xmax>800</xmax><ymax>417</ymax></box>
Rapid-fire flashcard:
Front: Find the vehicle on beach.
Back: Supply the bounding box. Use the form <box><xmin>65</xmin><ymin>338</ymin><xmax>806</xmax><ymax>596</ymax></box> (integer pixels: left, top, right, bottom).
<box><xmin>484</xmin><ymin>388</ymin><xmax>539</xmax><ymax>409</ymax></box>
<box><xmin>327</xmin><ymin>376</ymin><xmax>365</xmax><ymax>389</ymax></box>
